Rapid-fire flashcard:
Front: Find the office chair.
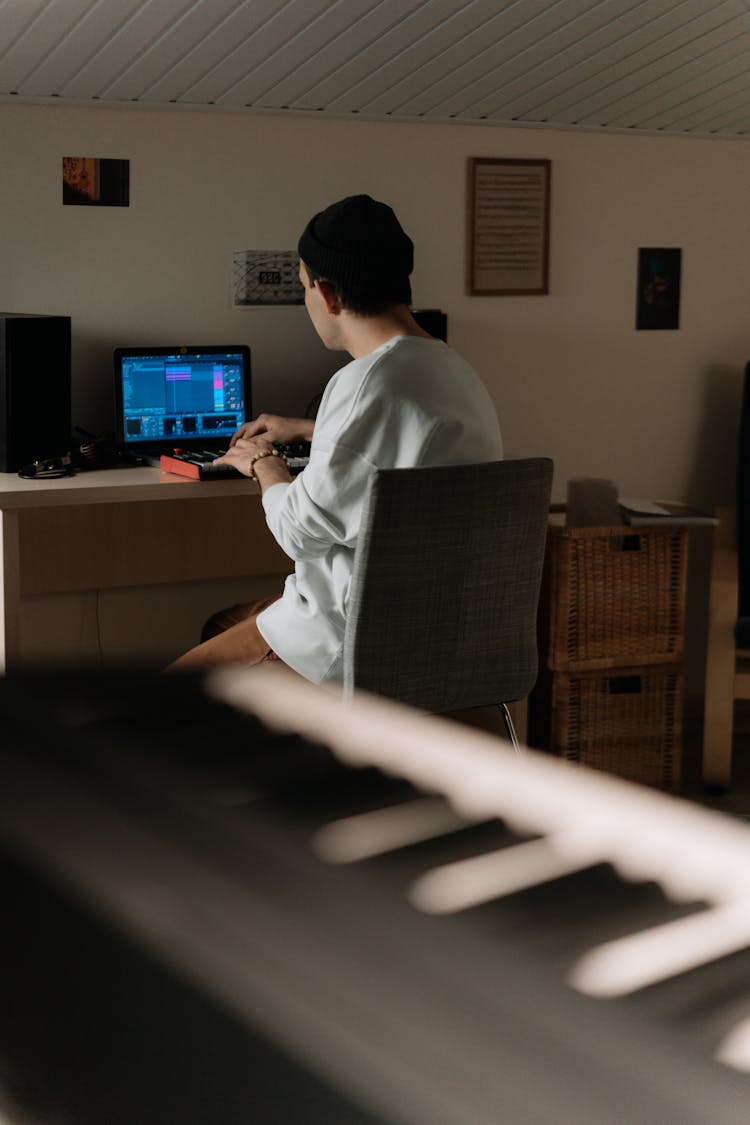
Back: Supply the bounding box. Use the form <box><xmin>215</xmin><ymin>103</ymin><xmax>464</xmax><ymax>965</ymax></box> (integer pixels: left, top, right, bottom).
<box><xmin>342</xmin><ymin>458</ymin><xmax>554</xmax><ymax>750</ymax></box>
<box><xmin>703</xmin><ymin>362</ymin><xmax>750</xmax><ymax>790</ymax></box>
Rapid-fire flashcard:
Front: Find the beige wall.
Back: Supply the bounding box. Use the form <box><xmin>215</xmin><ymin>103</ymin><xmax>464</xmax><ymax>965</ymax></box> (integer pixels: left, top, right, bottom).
<box><xmin>1</xmin><ymin>102</ymin><xmax>748</xmax><ymax>682</ymax></box>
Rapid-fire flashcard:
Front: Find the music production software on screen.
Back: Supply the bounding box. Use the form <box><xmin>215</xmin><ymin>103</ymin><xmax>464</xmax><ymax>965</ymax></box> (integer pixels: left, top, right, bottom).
<box><xmin>121</xmin><ymin>351</ymin><xmax>245</xmax><ymax>443</ymax></box>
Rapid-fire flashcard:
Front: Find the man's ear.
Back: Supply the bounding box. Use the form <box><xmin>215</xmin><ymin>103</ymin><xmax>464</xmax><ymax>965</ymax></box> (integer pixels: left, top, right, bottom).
<box><xmin>314</xmin><ymin>278</ymin><xmax>342</xmax><ymax>314</ymax></box>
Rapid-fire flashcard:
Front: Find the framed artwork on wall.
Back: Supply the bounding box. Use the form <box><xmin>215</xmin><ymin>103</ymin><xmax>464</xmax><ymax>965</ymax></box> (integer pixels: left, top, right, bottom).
<box><xmin>62</xmin><ymin>158</ymin><xmax>130</xmax><ymax>207</ymax></box>
<box><xmin>636</xmin><ymin>247</ymin><xmax>682</xmax><ymax>330</ymax></box>
<box><xmin>467</xmin><ymin>157</ymin><xmax>551</xmax><ymax>295</ymax></box>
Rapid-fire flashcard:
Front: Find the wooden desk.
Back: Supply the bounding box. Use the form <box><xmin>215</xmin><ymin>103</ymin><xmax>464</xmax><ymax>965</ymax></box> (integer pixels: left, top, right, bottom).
<box><xmin>0</xmin><ymin>467</ymin><xmax>291</xmax><ymax>670</ymax></box>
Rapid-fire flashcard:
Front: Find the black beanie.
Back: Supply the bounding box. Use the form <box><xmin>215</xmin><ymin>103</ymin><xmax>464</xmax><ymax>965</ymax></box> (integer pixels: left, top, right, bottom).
<box><xmin>298</xmin><ymin>194</ymin><xmax>413</xmax><ymax>296</ymax></box>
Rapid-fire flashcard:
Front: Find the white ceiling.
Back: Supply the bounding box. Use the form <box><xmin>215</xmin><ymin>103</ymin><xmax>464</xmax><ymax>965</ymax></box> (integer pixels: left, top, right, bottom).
<box><xmin>3</xmin><ymin>0</ymin><xmax>750</xmax><ymax>139</ymax></box>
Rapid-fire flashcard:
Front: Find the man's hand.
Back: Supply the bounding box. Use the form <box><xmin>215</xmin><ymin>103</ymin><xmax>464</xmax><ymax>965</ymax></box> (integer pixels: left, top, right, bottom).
<box><xmin>213</xmin><ymin>435</ymin><xmax>292</xmax><ymax>488</ymax></box>
<box><xmin>230</xmin><ymin>414</ymin><xmax>314</xmax><ymax>447</ymax></box>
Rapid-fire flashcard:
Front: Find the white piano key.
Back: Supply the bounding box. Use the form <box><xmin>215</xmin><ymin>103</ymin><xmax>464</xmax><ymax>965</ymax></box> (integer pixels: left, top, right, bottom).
<box><xmin>409</xmin><ymin>832</ymin><xmax>604</xmax><ymax>914</ymax></box>
<box><xmin>715</xmin><ymin>1016</ymin><xmax>750</xmax><ymax>1072</ymax></box>
<box><xmin>312</xmin><ymin>797</ymin><xmax>478</xmax><ymax>863</ymax></box>
<box><xmin>569</xmin><ymin>903</ymin><xmax>750</xmax><ymax>998</ymax></box>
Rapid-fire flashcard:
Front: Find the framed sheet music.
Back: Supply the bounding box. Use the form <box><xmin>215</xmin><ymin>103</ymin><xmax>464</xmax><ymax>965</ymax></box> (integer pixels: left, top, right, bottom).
<box><xmin>468</xmin><ymin>158</ymin><xmax>551</xmax><ymax>295</ymax></box>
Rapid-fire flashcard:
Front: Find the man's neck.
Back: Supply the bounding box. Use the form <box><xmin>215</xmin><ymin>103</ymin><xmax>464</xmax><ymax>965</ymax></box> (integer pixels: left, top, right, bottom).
<box><xmin>342</xmin><ymin>307</ymin><xmax>433</xmax><ymax>359</ymax></box>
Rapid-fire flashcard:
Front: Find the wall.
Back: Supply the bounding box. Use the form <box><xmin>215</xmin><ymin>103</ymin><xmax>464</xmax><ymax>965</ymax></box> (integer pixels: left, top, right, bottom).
<box><xmin>1</xmin><ymin>102</ymin><xmax>748</xmax><ymax>682</ymax></box>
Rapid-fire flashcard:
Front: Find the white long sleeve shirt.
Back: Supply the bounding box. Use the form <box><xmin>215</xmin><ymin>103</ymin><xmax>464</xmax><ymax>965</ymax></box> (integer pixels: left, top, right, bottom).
<box><xmin>257</xmin><ymin>334</ymin><xmax>503</xmax><ymax>683</ymax></box>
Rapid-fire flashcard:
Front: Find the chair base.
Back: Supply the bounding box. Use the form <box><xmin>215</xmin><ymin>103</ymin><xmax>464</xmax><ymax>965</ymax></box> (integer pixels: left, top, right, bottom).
<box><xmin>499</xmin><ymin>703</ymin><xmax>524</xmax><ymax>756</ymax></box>
<box><xmin>441</xmin><ymin>702</ymin><xmax>527</xmax><ymax>754</ymax></box>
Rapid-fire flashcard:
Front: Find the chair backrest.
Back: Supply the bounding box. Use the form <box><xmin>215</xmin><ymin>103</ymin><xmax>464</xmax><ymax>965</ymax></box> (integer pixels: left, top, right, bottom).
<box><xmin>342</xmin><ymin>457</ymin><xmax>554</xmax><ymax>712</ymax></box>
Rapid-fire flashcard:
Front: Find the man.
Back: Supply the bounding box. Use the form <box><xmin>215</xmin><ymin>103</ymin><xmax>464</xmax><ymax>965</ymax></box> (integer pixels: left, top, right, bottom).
<box><xmin>171</xmin><ymin>193</ymin><xmax>503</xmax><ymax>679</ymax></box>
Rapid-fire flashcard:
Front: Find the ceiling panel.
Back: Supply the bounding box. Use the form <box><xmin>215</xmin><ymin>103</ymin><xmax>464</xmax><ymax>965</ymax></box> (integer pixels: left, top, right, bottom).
<box><xmin>226</xmin><ymin>0</ymin><xmax>425</xmax><ymax>110</ymax></box>
<box><xmin>470</xmin><ymin>2</ymin><xmax>707</xmax><ymax>121</ymax></box>
<box><xmin>180</xmin><ymin>0</ymin><xmax>343</xmax><ymax>105</ymax></box>
<box><xmin>620</xmin><ymin>39</ymin><xmax>750</xmax><ymax>130</ymax></box>
<box><xmin>559</xmin><ymin>2</ymin><xmax>750</xmax><ymax>125</ymax></box>
<box><xmin>3</xmin><ymin>0</ymin><xmax>750</xmax><ymax>138</ymax></box>
<box><xmin>0</xmin><ymin>0</ymin><xmax>62</xmax><ymax>66</ymax></box>
<box><xmin>262</xmin><ymin>0</ymin><xmax>472</xmax><ymax>114</ymax></box>
<box><xmin>593</xmin><ymin>17</ymin><xmax>750</xmax><ymax>126</ymax></box>
<box><xmin>56</xmin><ymin>0</ymin><xmax>198</xmax><ymax>99</ymax></box>
<box><xmin>683</xmin><ymin>81</ymin><xmax>750</xmax><ymax>132</ymax></box>
<box><xmin>499</xmin><ymin>0</ymin><xmax>739</xmax><ymax>124</ymax></box>
<box><xmin>1</xmin><ymin>0</ymin><xmax>96</xmax><ymax>92</ymax></box>
<box><xmin>96</xmin><ymin>0</ymin><xmax>246</xmax><ymax>101</ymax></box>
<box><xmin>134</xmin><ymin>0</ymin><xmax>282</xmax><ymax>104</ymax></box>
<box><xmin>346</xmin><ymin>0</ymin><xmax>536</xmax><ymax>118</ymax></box>
<box><xmin>421</xmin><ymin>0</ymin><xmax>635</xmax><ymax>119</ymax></box>
<box><xmin>367</xmin><ymin>0</ymin><xmax>564</xmax><ymax>118</ymax></box>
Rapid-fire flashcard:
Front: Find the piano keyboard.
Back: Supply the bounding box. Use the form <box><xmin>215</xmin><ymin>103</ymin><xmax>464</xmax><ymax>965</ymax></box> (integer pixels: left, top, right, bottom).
<box><xmin>0</xmin><ymin>665</ymin><xmax>749</xmax><ymax>1124</ymax></box>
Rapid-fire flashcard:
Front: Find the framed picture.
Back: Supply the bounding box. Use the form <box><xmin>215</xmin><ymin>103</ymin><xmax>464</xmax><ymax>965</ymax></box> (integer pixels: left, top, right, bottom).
<box><xmin>62</xmin><ymin>157</ymin><xmax>130</xmax><ymax>207</ymax></box>
<box><xmin>636</xmin><ymin>247</ymin><xmax>682</xmax><ymax>330</ymax></box>
<box><xmin>468</xmin><ymin>157</ymin><xmax>551</xmax><ymax>295</ymax></box>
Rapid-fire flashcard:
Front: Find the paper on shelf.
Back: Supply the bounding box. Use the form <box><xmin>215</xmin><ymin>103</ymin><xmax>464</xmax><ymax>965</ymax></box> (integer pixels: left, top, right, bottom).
<box><xmin>619</xmin><ymin>497</ymin><xmax>672</xmax><ymax>516</ymax></box>
<box><xmin>618</xmin><ymin>498</ymin><xmax>717</xmax><ymax>527</ymax></box>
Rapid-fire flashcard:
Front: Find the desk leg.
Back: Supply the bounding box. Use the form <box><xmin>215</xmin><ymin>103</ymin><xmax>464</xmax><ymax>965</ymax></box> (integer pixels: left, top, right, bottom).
<box><xmin>0</xmin><ymin>510</ymin><xmax>21</xmax><ymax>673</ymax></box>
<box><xmin>702</xmin><ymin>511</ymin><xmax>738</xmax><ymax>790</ymax></box>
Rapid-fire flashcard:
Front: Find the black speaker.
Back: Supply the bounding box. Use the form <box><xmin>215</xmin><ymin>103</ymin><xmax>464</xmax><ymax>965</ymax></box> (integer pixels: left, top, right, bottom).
<box><xmin>0</xmin><ymin>314</ymin><xmax>71</xmax><ymax>472</ymax></box>
<box><xmin>412</xmin><ymin>308</ymin><xmax>448</xmax><ymax>342</ymax></box>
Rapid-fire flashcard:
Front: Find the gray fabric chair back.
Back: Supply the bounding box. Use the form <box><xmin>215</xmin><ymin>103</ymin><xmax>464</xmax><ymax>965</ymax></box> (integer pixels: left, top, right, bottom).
<box><xmin>343</xmin><ymin>457</ymin><xmax>554</xmax><ymax>711</ymax></box>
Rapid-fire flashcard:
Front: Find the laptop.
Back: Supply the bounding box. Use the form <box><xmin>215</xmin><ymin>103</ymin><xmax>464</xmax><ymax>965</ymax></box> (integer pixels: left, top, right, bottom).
<box><xmin>113</xmin><ymin>344</ymin><xmax>252</xmax><ymax>464</ymax></box>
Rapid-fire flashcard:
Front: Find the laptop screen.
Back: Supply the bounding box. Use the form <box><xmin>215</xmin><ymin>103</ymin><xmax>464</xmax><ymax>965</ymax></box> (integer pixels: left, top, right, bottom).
<box><xmin>113</xmin><ymin>345</ymin><xmax>251</xmax><ymax>454</ymax></box>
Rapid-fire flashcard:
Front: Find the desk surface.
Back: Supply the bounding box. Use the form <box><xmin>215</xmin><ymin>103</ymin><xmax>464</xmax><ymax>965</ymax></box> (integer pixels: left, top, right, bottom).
<box><xmin>0</xmin><ymin>466</ymin><xmax>262</xmax><ymax>509</ymax></box>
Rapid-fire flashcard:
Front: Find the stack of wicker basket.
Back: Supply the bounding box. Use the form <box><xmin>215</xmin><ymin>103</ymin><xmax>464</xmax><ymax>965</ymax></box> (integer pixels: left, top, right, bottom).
<box><xmin>529</xmin><ymin>522</ymin><xmax>688</xmax><ymax>791</ymax></box>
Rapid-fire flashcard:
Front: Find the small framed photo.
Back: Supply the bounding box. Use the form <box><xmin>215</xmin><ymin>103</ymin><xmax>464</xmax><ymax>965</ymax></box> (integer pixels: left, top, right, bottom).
<box><xmin>468</xmin><ymin>157</ymin><xmax>551</xmax><ymax>295</ymax></box>
<box><xmin>62</xmin><ymin>157</ymin><xmax>130</xmax><ymax>207</ymax></box>
<box><xmin>636</xmin><ymin>248</ymin><xmax>681</xmax><ymax>330</ymax></box>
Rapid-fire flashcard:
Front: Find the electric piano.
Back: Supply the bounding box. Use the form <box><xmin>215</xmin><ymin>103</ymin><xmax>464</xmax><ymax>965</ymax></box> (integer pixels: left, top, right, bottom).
<box><xmin>0</xmin><ymin>666</ymin><xmax>749</xmax><ymax>1124</ymax></box>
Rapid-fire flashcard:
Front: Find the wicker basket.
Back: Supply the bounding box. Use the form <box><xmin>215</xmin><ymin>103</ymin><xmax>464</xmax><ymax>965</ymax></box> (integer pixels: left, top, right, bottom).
<box><xmin>541</xmin><ymin>664</ymin><xmax>683</xmax><ymax>791</ymax></box>
<box><xmin>543</xmin><ymin>523</ymin><xmax>687</xmax><ymax>671</ymax></box>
